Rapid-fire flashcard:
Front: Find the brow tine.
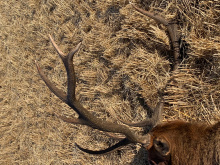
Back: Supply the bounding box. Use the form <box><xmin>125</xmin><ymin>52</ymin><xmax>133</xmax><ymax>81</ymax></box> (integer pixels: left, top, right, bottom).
<box><xmin>75</xmin><ymin>138</ymin><xmax>131</xmax><ymax>154</ymax></box>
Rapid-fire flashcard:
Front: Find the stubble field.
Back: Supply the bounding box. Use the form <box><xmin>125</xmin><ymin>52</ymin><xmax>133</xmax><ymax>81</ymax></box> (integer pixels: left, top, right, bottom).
<box><xmin>0</xmin><ymin>0</ymin><xmax>219</xmax><ymax>164</ymax></box>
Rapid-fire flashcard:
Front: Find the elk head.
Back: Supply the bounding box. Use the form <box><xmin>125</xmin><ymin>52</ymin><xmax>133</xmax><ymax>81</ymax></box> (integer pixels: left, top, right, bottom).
<box><xmin>146</xmin><ymin>120</ymin><xmax>220</xmax><ymax>165</ymax></box>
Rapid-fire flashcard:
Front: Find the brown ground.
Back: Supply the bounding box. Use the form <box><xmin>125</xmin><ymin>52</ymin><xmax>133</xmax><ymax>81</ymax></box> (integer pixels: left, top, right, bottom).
<box><xmin>0</xmin><ymin>0</ymin><xmax>219</xmax><ymax>164</ymax></box>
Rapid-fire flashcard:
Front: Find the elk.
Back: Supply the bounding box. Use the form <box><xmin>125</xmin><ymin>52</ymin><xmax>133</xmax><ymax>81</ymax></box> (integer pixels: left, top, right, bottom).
<box><xmin>36</xmin><ymin>4</ymin><xmax>220</xmax><ymax>165</ymax></box>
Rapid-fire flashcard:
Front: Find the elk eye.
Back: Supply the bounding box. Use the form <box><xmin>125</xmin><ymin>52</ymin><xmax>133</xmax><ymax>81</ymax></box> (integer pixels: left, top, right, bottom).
<box><xmin>153</xmin><ymin>137</ymin><xmax>170</xmax><ymax>156</ymax></box>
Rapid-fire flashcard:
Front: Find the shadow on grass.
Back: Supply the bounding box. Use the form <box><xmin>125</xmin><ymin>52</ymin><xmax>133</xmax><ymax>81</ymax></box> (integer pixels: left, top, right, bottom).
<box><xmin>130</xmin><ymin>147</ymin><xmax>150</xmax><ymax>165</ymax></box>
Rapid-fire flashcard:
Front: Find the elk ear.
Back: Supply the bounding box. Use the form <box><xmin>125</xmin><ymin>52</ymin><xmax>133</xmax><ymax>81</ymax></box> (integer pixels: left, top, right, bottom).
<box><xmin>153</xmin><ymin>137</ymin><xmax>170</xmax><ymax>156</ymax></box>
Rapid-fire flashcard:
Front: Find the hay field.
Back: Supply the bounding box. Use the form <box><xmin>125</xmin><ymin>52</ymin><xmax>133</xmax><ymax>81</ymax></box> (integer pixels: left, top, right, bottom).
<box><xmin>0</xmin><ymin>0</ymin><xmax>219</xmax><ymax>164</ymax></box>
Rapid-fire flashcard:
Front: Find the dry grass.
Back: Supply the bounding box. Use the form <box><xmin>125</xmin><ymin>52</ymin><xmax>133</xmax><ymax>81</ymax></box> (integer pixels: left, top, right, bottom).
<box><xmin>0</xmin><ymin>0</ymin><xmax>219</xmax><ymax>164</ymax></box>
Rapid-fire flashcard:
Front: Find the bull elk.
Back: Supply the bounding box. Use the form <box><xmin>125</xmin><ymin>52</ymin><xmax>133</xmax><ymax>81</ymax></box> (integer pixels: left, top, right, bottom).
<box><xmin>36</xmin><ymin>4</ymin><xmax>220</xmax><ymax>165</ymax></box>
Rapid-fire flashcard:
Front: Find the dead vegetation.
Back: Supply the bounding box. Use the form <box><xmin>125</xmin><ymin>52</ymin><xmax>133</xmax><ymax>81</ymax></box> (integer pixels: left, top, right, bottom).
<box><xmin>0</xmin><ymin>0</ymin><xmax>219</xmax><ymax>164</ymax></box>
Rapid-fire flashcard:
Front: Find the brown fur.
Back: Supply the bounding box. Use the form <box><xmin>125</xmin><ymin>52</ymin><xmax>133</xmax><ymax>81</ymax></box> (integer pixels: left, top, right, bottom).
<box><xmin>147</xmin><ymin>121</ymin><xmax>220</xmax><ymax>165</ymax></box>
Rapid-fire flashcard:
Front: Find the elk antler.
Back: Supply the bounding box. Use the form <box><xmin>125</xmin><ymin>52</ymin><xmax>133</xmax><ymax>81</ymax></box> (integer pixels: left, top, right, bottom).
<box><xmin>119</xmin><ymin>99</ymin><xmax>164</xmax><ymax>127</ymax></box>
<box><xmin>36</xmin><ymin>35</ymin><xmax>152</xmax><ymax>154</ymax></box>
<box><xmin>119</xmin><ymin>4</ymin><xmax>181</xmax><ymax>127</ymax></box>
<box><xmin>131</xmin><ymin>4</ymin><xmax>180</xmax><ymax>71</ymax></box>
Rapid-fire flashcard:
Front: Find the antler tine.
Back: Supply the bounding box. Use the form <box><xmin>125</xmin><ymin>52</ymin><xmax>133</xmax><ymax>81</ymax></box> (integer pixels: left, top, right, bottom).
<box><xmin>119</xmin><ymin>99</ymin><xmax>164</xmax><ymax>127</ymax></box>
<box><xmin>36</xmin><ymin>62</ymin><xmax>67</xmax><ymax>103</ymax></box>
<box><xmin>49</xmin><ymin>34</ymin><xmax>65</xmax><ymax>57</ymax></box>
<box><xmin>37</xmin><ymin>35</ymin><xmax>151</xmax><ymax>154</ymax></box>
<box><xmin>132</xmin><ymin>4</ymin><xmax>180</xmax><ymax>71</ymax></box>
<box><xmin>131</xmin><ymin>4</ymin><xmax>168</xmax><ymax>26</ymax></box>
